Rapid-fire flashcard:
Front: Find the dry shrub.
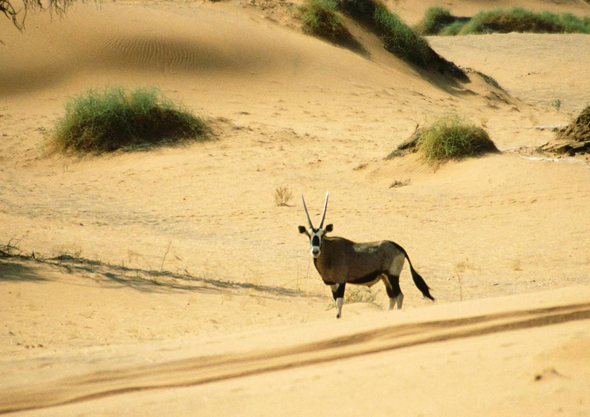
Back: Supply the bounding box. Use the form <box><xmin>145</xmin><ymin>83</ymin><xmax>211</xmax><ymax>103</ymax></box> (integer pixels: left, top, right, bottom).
<box><xmin>274</xmin><ymin>186</ymin><xmax>294</xmax><ymax>207</ymax></box>
<box><xmin>344</xmin><ymin>286</ymin><xmax>381</xmax><ymax>306</ymax></box>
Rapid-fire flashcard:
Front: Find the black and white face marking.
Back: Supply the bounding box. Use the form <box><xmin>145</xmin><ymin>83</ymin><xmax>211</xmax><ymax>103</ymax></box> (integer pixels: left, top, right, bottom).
<box><xmin>310</xmin><ymin>230</ymin><xmax>322</xmax><ymax>257</ymax></box>
<box><xmin>299</xmin><ymin>192</ymin><xmax>331</xmax><ymax>259</ymax></box>
<box><xmin>298</xmin><ymin>224</ymin><xmax>333</xmax><ymax>258</ymax></box>
<box><xmin>309</xmin><ymin>228</ymin><xmax>325</xmax><ymax>258</ymax></box>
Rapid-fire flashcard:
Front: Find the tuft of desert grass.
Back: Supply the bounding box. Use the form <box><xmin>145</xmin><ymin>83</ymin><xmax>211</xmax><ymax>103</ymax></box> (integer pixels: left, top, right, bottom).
<box><xmin>51</xmin><ymin>86</ymin><xmax>210</xmax><ymax>154</ymax></box>
<box><xmin>417</xmin><ymin>6</ymin><xmax>590</xmax><ymax>35</ymax></box>
<box><xmin>299</xmin><ymin>0</ymin><xmax>351</xmax><ymax>43</ymax></box>
<box><xmin>416</xmin><ymin>7</ymin><xmax>460</xmax><ymax>35</ymax></box>
<box><xmin>462</xmin><ymin>8</ymin><xmax>590</xmax><ymax>34</ymax></box>
<box><xmin>415</xmin><ymin>7</ymin><xmax>469</xmax><ymax>35</ymax></box>
<box><xmin>274</xmin><ymin>186</ymin><xmax>294</xmax><ymax>207</ymax></box>
<box><xmin>338</xmin><ymin>0</ymin><xmax>433</xmax><ymax>67</ymax></box>
<box><xmin>418</xmin><ymin>114</ymin><xmax>499</xmax><ymax>163</ymax></box>
<box><xmin>374</xmin><ymin>7</ymin><xmax>432</xmax><ymax>67</ymax></box>
<box><xmin>344</xmin><ymin>286</ymin><xmax>381</xmax><ymax>306</ymax></box>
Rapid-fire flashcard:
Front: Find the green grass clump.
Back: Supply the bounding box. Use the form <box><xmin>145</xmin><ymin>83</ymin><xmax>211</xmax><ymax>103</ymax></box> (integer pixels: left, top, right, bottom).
<box><xmin>417</xmin><ymin>7</ymin><xmax>458</xmax><ymax>35</ymax></box>
<box><xmin>418</xmin><ymin>114</ymin><xmax>498</xmax><ymax>163</ymax></box>
<box><xmin>374</xmin><ymin>7</ymin><xmax>432</xmax><ymax>67</ymax></box>
<box><xmin>337</xmin><ymin>0</ymin><xmax>433</xmax><ymax>67</ymax></box>
<box><xmin>417</xmin><ymin>7</ymin><xmax>590</xmax><ymax>35</ymax></box>
<box><xmin>440</xmin><ymin>20</ymin><xmax>467</xmax><ymax>36</ymax></box>
<box><xmin>300</xmin><ymin>0</ymin><xmax>463</xmax><ymax>72</ymax></box>
<box><xmin>337</xmin><ymin>0</ymin><xmax>382</xmax><ymax>25</ymax></box>
<box><xmin>52</xmin><ymin>86</ymin><xmax>209</xmax><ymax>154</ymax></box>
<box><xmin>300</xmin><ymin>0</ymin><xmax>349</xmax><ymax>42</ymax></box>
<box><xmin>462</xmin><ymin>8</ymin><xmax>590</xmax><ymax>34</ymax></box>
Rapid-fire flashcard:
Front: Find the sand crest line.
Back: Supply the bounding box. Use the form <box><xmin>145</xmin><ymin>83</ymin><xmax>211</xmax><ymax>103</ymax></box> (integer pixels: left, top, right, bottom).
<box><xmin>2</xmin><ymin>302</ymin><xmax>589</xmax><ymax>414</ymax></box>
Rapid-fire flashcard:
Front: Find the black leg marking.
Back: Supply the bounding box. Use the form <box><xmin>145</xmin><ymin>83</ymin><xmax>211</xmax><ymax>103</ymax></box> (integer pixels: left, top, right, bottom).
<box><xmin>385</xmin><ymin>274</ymin><xmax>404</xmax><ymax>310</ymax></box>
<box><xmin>331</xmin><ymin>284</ymin><xmax>346</xmax><ymax>319</ymax></box>
<box><xmin>332</xmin><ymin>283</ymin><xmax>346</xmax><ymax>299</ymax></box>
<box><xmin>385</xmin><ymin>274</ymin><xmax>402</xmax><ymax>298</ymax></box>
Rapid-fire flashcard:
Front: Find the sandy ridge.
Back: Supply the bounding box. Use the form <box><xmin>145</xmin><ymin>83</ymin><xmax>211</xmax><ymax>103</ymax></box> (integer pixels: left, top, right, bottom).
<box><xmin>2</xmin><ymin>298</ymin><xmax>589</xmax><ymax>414</ymax></box>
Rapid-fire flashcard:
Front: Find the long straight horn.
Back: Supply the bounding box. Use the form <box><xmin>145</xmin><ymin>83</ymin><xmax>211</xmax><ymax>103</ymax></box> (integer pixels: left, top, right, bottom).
<box><xmin>318</xmin><ymin>191</ymin><xmax>329</xmax><ymax>229</ymax></box>
<box><xmin>301</xmin><ymin>194</ymin><xmax>314</xmax><ymax>229</ymax></box>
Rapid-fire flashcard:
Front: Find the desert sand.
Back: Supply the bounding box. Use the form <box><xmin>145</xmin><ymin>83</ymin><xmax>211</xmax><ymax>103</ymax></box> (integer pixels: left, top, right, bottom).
<box><xmin>1</xmin><ymin>0</ymin><xmax>589</xmax><ymax>415</ymax></box>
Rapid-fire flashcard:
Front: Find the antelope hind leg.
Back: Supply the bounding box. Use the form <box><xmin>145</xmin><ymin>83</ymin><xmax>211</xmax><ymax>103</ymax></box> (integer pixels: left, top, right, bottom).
<box><xmin>384</xmin><ymin>274</ymin><xmax>404</xmax><ymax>310</ymax></box>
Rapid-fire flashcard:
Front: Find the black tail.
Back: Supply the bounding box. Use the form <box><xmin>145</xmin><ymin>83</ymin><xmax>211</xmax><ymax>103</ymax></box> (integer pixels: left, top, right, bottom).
<box><xmin>408</xmin><ymin>262</ymin><xmax>435</xmax><ymax>301</ymax></box>
<box><xmin>394</xmin><ymin>243</ymin><xmax>434</xmax><ymax>301</ymax></box>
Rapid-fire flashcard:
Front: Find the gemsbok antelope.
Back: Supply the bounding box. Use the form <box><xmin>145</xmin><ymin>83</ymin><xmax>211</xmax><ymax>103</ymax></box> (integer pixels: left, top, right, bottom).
<box><xmin>299</xmin><ymin>192</ymin><xmax>434</xmax><ymax>318</ymax></box>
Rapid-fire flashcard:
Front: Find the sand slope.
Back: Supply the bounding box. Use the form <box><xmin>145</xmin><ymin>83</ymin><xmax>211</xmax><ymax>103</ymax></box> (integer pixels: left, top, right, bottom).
<box><xmin>1</xmin><ymin>283</ymin><xmax>589</xmax><ymax>415</ymax></box>
<box><xmin>1</xmin><ymin>0</ymin><xmax>590</xmax><ymax>415</ymax></box>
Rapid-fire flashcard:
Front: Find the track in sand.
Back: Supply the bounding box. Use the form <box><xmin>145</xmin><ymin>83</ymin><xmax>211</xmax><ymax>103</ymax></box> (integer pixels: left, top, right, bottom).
<box><xmin>2</xmin><ymin>296</ymin><xmax>589</xmax><ymax>414</ymax></box>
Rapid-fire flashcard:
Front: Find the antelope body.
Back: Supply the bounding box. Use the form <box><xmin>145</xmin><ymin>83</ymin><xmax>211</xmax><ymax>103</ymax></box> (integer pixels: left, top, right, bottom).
<box><xmin>299</xmin><ymin>192</ymin><xmax>434</xmax><ymax>318</ymax></box>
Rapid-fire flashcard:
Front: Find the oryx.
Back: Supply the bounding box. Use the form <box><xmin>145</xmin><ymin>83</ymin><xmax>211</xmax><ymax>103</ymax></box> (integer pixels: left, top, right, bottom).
<box><xmin>299</xmin><ymin>192</ymin><xmax>434</xmax><ymax>318</ymax></box>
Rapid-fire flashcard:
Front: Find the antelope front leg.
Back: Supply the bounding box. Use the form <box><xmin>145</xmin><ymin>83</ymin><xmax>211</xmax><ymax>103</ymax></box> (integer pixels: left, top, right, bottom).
<box><xmin>330</xmin><ymin>283</ymin><xmax>346</xmax><ymax>319</ymax></box>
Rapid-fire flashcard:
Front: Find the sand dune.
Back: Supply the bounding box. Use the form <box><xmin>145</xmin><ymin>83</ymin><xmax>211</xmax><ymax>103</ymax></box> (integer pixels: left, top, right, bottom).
<box><xmin>1</xmin><ymin>0</ymin><xmax>589</xmax><ymax>415</ymax></box>
<box><xmin>0</xmin><ymin>2</ymin><xmax>422</xmax><ymax>96</ymax></box>
<box><xmin>2</xmin><ymin>285</ymin><xmax>589</xmax><ymax>415</ymax></box>
<box><xmin>1</xmin><ymin>3</ymin><xmax>314</xmax><ymax>92</ymax></box>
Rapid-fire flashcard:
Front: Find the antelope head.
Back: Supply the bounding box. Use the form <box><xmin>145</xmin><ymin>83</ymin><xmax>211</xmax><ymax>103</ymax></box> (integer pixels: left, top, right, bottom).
<box><xmin>298</xmin><ymin>191</ymin><xmax>333</xmax><ymax>258</ymax></box>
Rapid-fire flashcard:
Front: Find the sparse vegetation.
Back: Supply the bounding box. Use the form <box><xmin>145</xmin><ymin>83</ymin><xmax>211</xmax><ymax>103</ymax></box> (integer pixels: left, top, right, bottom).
<box><xmin>439</xmin><ymin>20</ymin><xmax>467</xmax><ymax>36</ymax></box>
<box><xmin>300</xmin><ymin>0</ymin><xmax>348</xmax><ymax>42</ymax></box>
<box><xmin>1</xmin><ymin>239</ymin><xmax>24</xmax><ymax>258</ymax></box>
<box><xmin>51</xmin><ymin>86</ymin><xmax>209</xmax><ymax>154</ymax></box>
<box><xmin>417</xmin><ymin>114</ymin><xmax>499</xmax><ymax>163</ymax></box>
<box><xmin>297</xmin><ymin>0</ymin><xmax>465</xmax><ymax>76</ymax></box>
<box><xmin>551</xmin><ymin>99</ymin><xmax>562</xmax><ymax>111</ymax></box>
<box><xmin>337</xmin><ymin>0</ymin><xmax>433</xmax><ymax>67</ymax></box>
<box><xmin>274</xmin><ymin>186</ymin><xmax>294</xmax><ymax>207</ymax></box>
<box><xmin>389</xmin><ymin>179</ymin><xmax>410</xmax><ymax>188</ymax></box>
<box><xmin>416</xmin><ymin>6</ymin><xmax>466</xmax><ymax>36</ymax></box>
<box><xmin>417</xmin><ymin>7</ymin><xmax>590</xmax><ymax>35</ymax></box>
<box><xmin>1</xmin><ymin>0</ymin><xmax>74</xmax><ymax>30</ymax></box>
<box><xmin>373</xmin><ymin>6</ymin><xmax>432</xmax><ymax>67</ymax></box>
<box><xmin>344</xmin><ymin>286</ymin><xmax>381</xmax><ymax>306</ymax></box>
<box><xmin>464</xmin><ymin>8</ymin><xmax>590</xmax><ymax>34</ymax></box>
<box><xmin>298</xmin><ymin>0</ymin><xmax>365</xmax><ymax>52</ymax></box>
<box><xmin>1</xmin><ymin>244</ymin><xmax>311</xmax><ymax>297</ymax></box>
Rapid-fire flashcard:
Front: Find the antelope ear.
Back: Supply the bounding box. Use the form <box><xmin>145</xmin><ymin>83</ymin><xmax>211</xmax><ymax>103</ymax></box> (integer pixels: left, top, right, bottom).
<box><xmin>325</xmin><ymin>224</ymin><xmax>333</xmax><ymax>233</ymax></box>
<box><xmin>298</xmin><ymin>226</ymin><xmax>308</xmax><ymax>234</ymax></box>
